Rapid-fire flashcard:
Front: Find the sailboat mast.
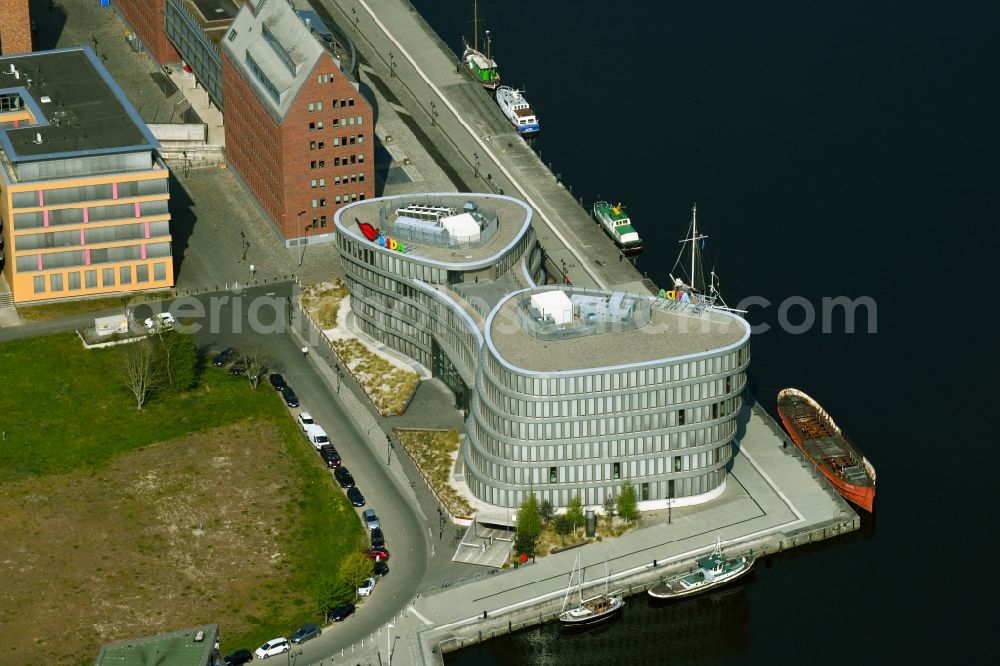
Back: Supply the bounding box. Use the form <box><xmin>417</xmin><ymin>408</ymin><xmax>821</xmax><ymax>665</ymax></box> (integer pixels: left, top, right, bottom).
<box><xmin>473</xmin><ymin>0</ymin><xmax>479</xmax><ymax>52</ymax></box>
<box><xmin>690</xmin><ymin>202</ymin><xmax>697</xmax><ymax>294</ymax></box>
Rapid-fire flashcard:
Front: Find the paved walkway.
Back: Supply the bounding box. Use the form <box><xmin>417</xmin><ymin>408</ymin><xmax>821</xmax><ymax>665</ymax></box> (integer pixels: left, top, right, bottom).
<box><xmin>315</xmin><ymin>0</ymin><xmax>655</xmax><ymax>294</ymax></box>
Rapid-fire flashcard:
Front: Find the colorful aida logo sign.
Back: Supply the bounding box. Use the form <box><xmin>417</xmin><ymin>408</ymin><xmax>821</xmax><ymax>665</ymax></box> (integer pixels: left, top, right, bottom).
<box><xmin>658</xmin><ymin>288</ymin><xmax>698</xmax><ymax>304</ymax></box>
<box><xmin>356</xmin><ymin>219</ymin><xmax>407</xmax><ymax>252</ymax></box>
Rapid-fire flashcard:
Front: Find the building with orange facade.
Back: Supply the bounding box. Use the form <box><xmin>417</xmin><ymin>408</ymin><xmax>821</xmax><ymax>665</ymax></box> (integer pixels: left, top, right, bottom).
<box><xmin>0</xmin><ymin>46</ymin><xmax>173</xmax><ymax>304</ymax></box>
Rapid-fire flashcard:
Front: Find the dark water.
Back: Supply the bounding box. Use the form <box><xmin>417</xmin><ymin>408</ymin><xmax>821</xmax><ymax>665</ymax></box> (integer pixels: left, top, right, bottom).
<box><xmin>407</xmin><ymin>1</ymin><xmax>1000</xmax><ymax>662</ymax></box>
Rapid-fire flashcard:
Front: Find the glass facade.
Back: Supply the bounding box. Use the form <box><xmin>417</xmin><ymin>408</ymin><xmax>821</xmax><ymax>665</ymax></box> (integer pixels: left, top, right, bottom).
<box><xmin>335</xmin><ymin>194</ymin><xmax>751</xmax><ymax>510</ymax></box>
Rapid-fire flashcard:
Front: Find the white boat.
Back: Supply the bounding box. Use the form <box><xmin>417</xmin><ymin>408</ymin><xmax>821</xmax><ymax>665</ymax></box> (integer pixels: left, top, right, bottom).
<box><xmin>648</xmin><ymin>537</ymin><xmax>755</xmax><ymax>600</ymax></box>
<box><xmin>558</xmin><ymin>554</ymin><xmax>624</xmax><ymax>627</ymax></box>
<box><xmin>462</xmin><ymin>0</ymin><xmax>500</xmax><ymax>90</ymax></box>
<box><xmin>495</xmin><ymin>85</ymin><xmax>540</xmax><ymax>136</ymax></box>
<box><xmin>664</xmin><ymin>203</ymin><xmax>744</xmax><ymax>314</ymax></box>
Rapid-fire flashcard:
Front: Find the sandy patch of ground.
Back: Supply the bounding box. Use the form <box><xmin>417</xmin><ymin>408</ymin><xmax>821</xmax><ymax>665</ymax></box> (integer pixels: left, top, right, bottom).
<box><xmin>0</xmin><ymin>420</ymin><xmax>306</xmax><ymax>664</ymax></box>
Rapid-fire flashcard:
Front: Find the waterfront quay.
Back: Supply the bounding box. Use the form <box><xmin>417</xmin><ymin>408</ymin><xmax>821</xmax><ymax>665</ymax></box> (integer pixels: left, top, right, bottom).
<box><xmin>327</xmin><ymin>399</ymin><xmax>859</xmax><ymax>666</ymax></box>
<box><xmin>298</xmin><ymin>5</ymin><xmax>861</xmax><ymax>665</ymax></box>
<box><xmin>314</xmin><ymin>0</ymin><xmax>653</xmax><ymax>295</ymax></box>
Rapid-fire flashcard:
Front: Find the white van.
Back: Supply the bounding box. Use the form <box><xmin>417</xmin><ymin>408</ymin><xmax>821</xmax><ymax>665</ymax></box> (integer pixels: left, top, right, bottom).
<box><xmin>305</xmin><ymin>424</ymin><xmax>330</xmax><ymax>450</ymax></box>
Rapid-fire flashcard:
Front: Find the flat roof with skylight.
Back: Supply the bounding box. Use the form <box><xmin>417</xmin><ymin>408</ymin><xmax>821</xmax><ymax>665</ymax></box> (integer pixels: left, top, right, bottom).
<box><xmin>0</xmin><ymin>47</ymin><xmax>156</xmax><ymax>164</ymax></box>
<box><xmin>488</xmin><ymin>286</ymin><xmax>750</xmax><ymax>373</ymax></box>
<box><xmin>336</xmin><ymin>194</ymin><xmax>532</xmax><ymax>267</ymax></box>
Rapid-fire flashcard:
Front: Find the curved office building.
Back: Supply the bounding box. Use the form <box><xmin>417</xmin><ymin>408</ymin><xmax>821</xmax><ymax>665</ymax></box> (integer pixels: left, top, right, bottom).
<box><xmin>335</xmin><ymin>194</ymin><xmax>751</xmax><ymax>511</ymax></box>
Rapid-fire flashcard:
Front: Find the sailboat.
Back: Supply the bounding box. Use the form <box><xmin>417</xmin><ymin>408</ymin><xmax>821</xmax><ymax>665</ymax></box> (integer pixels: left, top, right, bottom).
<box><xmin>462</xmin><ymin>0</ymin><xmax>501</xmax><ymax>90</ymax></box>
<box><xmin>558</xmin><ymin>554</ymin><xmax>625</xmax><ymax>627</ymax></box>
<box><xmin>666</xmin><ymin>203</ymin><xmax>744</xmax><ymax>314</ymax></box>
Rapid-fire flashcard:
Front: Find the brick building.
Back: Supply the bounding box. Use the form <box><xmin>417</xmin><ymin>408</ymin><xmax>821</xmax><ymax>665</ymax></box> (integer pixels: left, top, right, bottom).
<box><xmin>220</xmin><ymin>0</ymin><xmax>373</xmax><ymax>245</ymax></box>
<box><xmin>113</xmin><ymin>0</ymin><xmax>179</xmax><ymax>65</ymax></box>
<box><xmin>0</xmin><ymin>0</ymin><xmax>33</xmax><ymax>55</ymax></box>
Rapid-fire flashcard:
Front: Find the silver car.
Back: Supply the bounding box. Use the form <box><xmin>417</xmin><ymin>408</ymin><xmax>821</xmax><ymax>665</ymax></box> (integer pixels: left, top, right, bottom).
<box><xmin>362</xmin><ymin>509</ymin><xmax>379</xmax><ymax>530</ymax></box>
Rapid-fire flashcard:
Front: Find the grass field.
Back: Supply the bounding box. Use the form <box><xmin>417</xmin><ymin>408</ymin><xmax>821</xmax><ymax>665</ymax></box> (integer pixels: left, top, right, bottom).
<box><xmin>16</xmin><ymin>290</ymin><xmax>175</xmax><ymax>322</ymax></box>
<box><xmin>0</xmin><ymin>333</ymin><xmax>365</xmax><ymax>662</ymax></box>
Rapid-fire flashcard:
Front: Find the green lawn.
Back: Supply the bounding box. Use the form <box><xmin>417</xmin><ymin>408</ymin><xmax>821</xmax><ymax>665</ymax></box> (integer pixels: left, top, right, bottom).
<box><xmin>0</xmin><ymin>332</ymin><xmax>277</xmax><ymax>478</ymax></box>
<box><xmin>16</xmin><ymin>291</ymin><xmax>174</xmax><ymax>321</ymax></box>
<box><xmin>0</xmin><ymin>332</ymin><xmax>365</xmax><ymax>657</ymax></box>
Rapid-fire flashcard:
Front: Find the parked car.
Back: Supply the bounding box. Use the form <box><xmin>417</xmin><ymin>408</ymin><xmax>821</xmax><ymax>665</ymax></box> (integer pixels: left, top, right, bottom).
<box><xmin>297</xmin><ymin>411</ymin><xmax>315</xmax><ymax>430</ymax></box>
<box><xmin>291</xmin><ymin>623</ymin><xmax>320</xmax><ymax>644</ymax></box>
<box><xmin>334</xmin><ymin>466</ymin><xmax>355</xmax><ymax>488</ymax></box>
<box><xmin>319</xmin><ymin>444</ymin><xmax>341</xmax><ymax>468</ymax></box>
<box><xmin>370</xmin><ymin>526</ymin><xmax>385</xmax><ymax>549</ymax></box>
<box><xmin>254</xmin><ymin>637</ymin><xmax>290</xmax><ymax>659</ymax></box>
<box><xmin>365</xmin><ymin>546</ymin><xmax>390</xmax><ymax>561</ymax></box>
<box><xmin>357</xmin><ymin>576</ymin><xmax>376</xmax><ymax>597</ymax></box>
<box><xmin>305</xmin><ymin>424</ymin><xmax>330</xmax><ymax>450</ymax></box>
<box><xmin>347</xmin><ymin>486</ymin><xmax>365</xmax><ymax>507</ymax></box>
<box><xmin>222</xmin><ymin>648</ymin><xmax>253</xmax><ymax>665</ymax></box>
<box><xmin>362</xmin><ymin>509</ymin><xmax>379</xmax><ymax>530</ymax></box>
<box><xmin>143</xmin><ymin>312</ymin><xmax>175</xmax><ymax>331</ymax></box>
<box><xmin>281</xmin><ymin>385</ymin><xmax>299</xmax><ymax>408</ymax></box>
<box><xmin>269</xmin><ymin>373</ymin><xmax>286</xmax><ymax>390</ymax></box>
<box><xmin>373</xmin><ymin>560</ymin><xmax>390</xmax><ymax>577</ymax></box>
<box><xmin>330</xmin><ymin>602</ymin><xmax>355</xmax><ymax>621</ymax></box>
<box><xmin>213</xmin><ymin>347</ymin><xmax>238</xmax><ymax>367</ymax></box>
<box><xmin>228</xmin><ymin>365</ymin><xmax>245</xmax><ymax>376</ymax></box>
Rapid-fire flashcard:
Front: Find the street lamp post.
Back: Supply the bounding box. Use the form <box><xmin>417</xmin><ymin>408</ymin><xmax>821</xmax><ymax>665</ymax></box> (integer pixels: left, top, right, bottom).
<box><xmin>389</xmin><ymin>52</ymin><xmax>396</xmax><ymax>78</ymax></box>
<box><xmin>387</xmin><ymin>623</ymin><xmax>394</xmax><ymax>666</ymax></box>
<box><xmin>430</xmin><ymin>101</ymin><xmax>437</xmax><ymax>126</ymax></box>
<box><xmin>473</xmin><ymin>152</ymin><xmax>480</xmax><ymax>179</ymax></box>
<box><xmin>386</xmin><ymin>434</ymin><xmax>393</xmax><ymax>465</ymax></box>
<box><xmin>352</xmin><ymin>7</ymin><xmax>358</xmax><ymax>31</ymax></box>
<box><xmin>240</xmin><ymin>229</ymin><xmax>248</xmax><ymax>261</ymax></box>
<box><xmin>297</xmin><ymin>210</ymin><xmax>306</xmax><ymax>267</ymax></box>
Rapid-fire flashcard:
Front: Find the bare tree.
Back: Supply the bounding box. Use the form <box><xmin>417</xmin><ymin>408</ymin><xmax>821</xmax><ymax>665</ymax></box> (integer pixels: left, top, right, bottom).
<box><xmin>240</xmin><ymin>346</ymin><xmax>270</xmax><ymax>389</ymax></box>
<box><xmin>120</xmin><ymin>339</ymin><xmax>165</xmax><ymax>409</ymax></box>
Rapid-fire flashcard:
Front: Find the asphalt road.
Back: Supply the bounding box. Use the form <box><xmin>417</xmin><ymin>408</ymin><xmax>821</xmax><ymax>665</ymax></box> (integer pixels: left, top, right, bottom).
<box><xmin>131</xmin><ymin>286</ymin><xmax>432</xmax><ymax>661</ymax></box>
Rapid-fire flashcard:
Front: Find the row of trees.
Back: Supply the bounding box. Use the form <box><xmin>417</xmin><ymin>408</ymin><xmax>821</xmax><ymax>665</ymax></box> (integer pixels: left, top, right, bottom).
<box><xmin>514</xmin><ymin>484</ymin><xmax>639</xmax><ymax>557</ymax></box>
<box><xmin>119</xmin><ymin>323</ymin><xmax>270</xmax><ymax>408</ymax></box>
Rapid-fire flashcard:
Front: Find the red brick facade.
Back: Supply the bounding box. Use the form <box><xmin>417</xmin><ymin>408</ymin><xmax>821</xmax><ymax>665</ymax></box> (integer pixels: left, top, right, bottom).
<box><xmin>114</xmin><ymin>0</ymin><xmax>178</xmax><ymax>65</ymax></box>
<box><xmin>0</xmin><ymin>0</ymin><xmax>32</xmax><ymax>55</ymax></box>
<box><xmin>222</xmin><ymin>51</ymin><xmax>375</xmax><ymax>240</ymax></box>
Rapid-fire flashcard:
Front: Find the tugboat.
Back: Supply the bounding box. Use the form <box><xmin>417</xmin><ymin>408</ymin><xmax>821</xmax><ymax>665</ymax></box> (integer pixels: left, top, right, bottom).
<box><xmin>559</xmin><ymin>554</ymin><xmax>624</xmax><ymax>627</ymax></box>
<box><xmin>495</xmin><ymin>86</ymin><xmax>540</xmax><ymax>135</ymax></box>
<box><xmin>777</xmin><ymin>388</ymin><xmax>876</xmax><ymax>512</ymax></box>
<box><xmin>462</xmin><ymin>0</ymin><xmax>500</xmax><ymax>90</ymax></box>
<box><xmin>592</xmin><ymin>200</ymin><xmax>643</xmax><ymax>255</ymax></box>
<box><xmin>648</xmin><ymin>538</ymin><xmax>755</xmax><ymax>600</ymax></box>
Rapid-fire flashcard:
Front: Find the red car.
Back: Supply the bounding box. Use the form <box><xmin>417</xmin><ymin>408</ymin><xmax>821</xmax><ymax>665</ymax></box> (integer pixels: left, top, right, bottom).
<box><xmin>365</xmin><ymin>547</ymin><xmax>390</xmax><ymax>561</ymax></box>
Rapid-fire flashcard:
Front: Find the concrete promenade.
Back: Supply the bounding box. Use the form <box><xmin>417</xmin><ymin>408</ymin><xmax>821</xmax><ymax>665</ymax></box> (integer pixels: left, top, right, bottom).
<box><xmin>317</xmin><ymin>399</ymin><xmax>859</xmax><ymax>666</ymax></box>
<box><xmin>314</xmin><ymin>0</ymin><xmax>655</xmax><ymax>295</ymax></box>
